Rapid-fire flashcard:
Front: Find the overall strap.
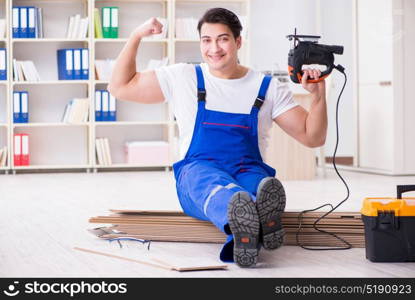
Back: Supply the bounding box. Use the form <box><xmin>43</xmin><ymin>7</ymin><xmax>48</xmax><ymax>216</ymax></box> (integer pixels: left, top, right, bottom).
<box><xmin>195</xmin><ymin>65</ymin><xmax>206</xmax><ymax>102</ymax></box>
<box><xmin>253</xmin><ymin>75</ymin><xmax>272</xmax><ymax>109</ymax></box>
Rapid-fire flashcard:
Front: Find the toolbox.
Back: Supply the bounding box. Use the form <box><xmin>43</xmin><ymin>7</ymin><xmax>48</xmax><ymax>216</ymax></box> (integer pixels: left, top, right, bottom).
<box><xmin>361</xmin><ymin>185</ymin><xmax>415</xmax><ymax>262</ymax></box>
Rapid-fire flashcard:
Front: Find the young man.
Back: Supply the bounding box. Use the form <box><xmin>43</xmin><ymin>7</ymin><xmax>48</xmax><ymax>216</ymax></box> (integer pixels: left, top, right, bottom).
<box><xmin>108</xmin><ymin>8</ymin><xmax>327</xmax><ymax>267</ymax></box>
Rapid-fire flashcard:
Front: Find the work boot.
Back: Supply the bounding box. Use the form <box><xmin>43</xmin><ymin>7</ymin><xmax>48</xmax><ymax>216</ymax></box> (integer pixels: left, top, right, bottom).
<box><xmin>227</xmin><ymin>191</ymin><xmax>260</xmax><ymax>267</ymax></box>
<box><xmin>256</xmin><ymin>177</ymin><xmax>286</xmax><ymax>250</ymax></box>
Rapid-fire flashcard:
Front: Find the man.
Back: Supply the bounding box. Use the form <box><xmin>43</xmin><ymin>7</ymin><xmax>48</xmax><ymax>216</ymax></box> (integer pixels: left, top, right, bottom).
<box><xmin>108</xmin><ymin>8</ymin><xmax>326</xmax><ymax>267</ymax></box>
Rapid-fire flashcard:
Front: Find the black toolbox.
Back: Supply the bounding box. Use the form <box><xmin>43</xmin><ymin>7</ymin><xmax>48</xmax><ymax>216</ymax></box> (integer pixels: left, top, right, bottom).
<box><xmin>361</xmin><ymin>185</ymin><xmax>415</xmax><ymax>262</ymax></box>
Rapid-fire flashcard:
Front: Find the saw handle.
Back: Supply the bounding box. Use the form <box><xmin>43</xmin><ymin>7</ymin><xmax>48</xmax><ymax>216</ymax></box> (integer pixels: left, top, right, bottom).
<box><xmin>297</xmin><ymin>69</ymin><xmax>331</xmax><ymax>83</ymax></box>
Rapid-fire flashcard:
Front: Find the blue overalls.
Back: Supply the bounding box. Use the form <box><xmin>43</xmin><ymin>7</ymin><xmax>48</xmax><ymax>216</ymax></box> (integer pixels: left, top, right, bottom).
<box><xmin>173</xmin><ymin>65</ymin><xmax>276</xmax><ymax>262</ymax></box>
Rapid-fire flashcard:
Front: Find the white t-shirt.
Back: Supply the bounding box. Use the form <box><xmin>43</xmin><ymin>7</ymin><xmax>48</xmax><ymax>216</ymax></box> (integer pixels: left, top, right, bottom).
<box><xmin>155</xmin><ymin>63</ymin><xmax>298</xmax><ymax>160</ymax></box>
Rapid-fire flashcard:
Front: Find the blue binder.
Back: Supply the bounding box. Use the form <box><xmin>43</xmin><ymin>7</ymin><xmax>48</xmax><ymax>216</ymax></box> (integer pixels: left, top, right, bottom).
<box><xmin>27</xmin><ymin>7</ymin><xmax>36</xmax><ymax>38</ymax></box>
<box><xmin>95</xmin><ymin>90</ymin><xmax>102</xmax><ymax>121</ymax></box>
<box><xmin>57</xmin><ymin>49</ymin><xmax>74</xmax><ymax>80</ymax></box>
<box><xmin>109</xmin><ymin>93</ymin><xmax>116</xmax><ymax>121</ymax></box>
<box><xmin>12</xmin><ymin>7</ymin><xmax>20</xmax><ymax>38</ymax></box>
<box><xmin>20</xmin><ymin>7</ymin><xmax>28</xmax><ymax>38</ymax></box>
<box><xmin>0</xmin><ymin>49</ymin><xmax>6</xmax><ymax>80</ymax></box>
<box><xmin>81</xmin><ymin>48</ymin><xmax>89</xmax><ymax>80</ymax></box>
<box><xmin>13</xmin><ymin>91</ymin><xmax>29</xmax><ymax>123</ymax></box>
<box><xmin>20</xmin><ymin>91</ymin><xmax>29</xmax><ymax>123</ymax></box>
<box><xmin>73</xmin><ymin>49</ymin><xmax>81</xmax><ymax>80</ymax></box>
<box><xmin>102</xmin><ymin>91</ymin><xmax>109</xmax><ymax>121</ymax></box>
<box><xmin>13</xmin><ymin>92</ymin><xmax>21</xmax><ymax>123</ymax></box>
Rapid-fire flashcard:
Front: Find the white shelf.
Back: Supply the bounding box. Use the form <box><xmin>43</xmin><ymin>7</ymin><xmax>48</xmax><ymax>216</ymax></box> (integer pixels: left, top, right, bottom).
<box><xmin>177</xmin><ymin>0</ymin><xmax>245</xmax><ymax>2</ymax></box>
<box><xmin>13</xmin><ymin>164</ymin><xmax>91</xmax><ymax>170</ymax></box>
<box><xmin>12</xmin><ymin>38</ymin><xmax>89</xmax><ymax>43</ymax></box>
<box><xmin>94</xmin><ymin>80</ymin><xmax>109</xmax><ymax>84</ymax></box>
<box><xmin>95</xmin><ymin>38</ymin><xmax>168</xmax><ymax>43</ymax></box>
<box><xmin>174</xmin><ymin>38</ymin><xmax>199</xmax><ymax>42</ymax></box>
<box><xmin>18</xmin><ymin>0</ymin><xmax>88</xmax><ymax>2</ymax></box>
<box><xmin>94</xmin><ymin>121</ymin><xmax>169</xmax><ymax>126</ymax></box>
<box><xmin>0</xmin><ymin>123</ymin><xmax>8</xmax><ymax>127</ymax></box>
<box><xmin>96</xmin><ymin>0</ymin><xmax>167</xmax><ymax>2</ymax></box>
<box><xmin>96</xmin><ymin>163</ymin><xmax>170</xmax><ymax>168</ymax></box>
<box><xmin>12</xmin><ymin>81</ymin><xmax>89</xmax><ymax>85</ymax></box>
<box><xmin>13</xmin><ymin>123</ymin><xmax>89</xmax><ymax>128</ymax></box>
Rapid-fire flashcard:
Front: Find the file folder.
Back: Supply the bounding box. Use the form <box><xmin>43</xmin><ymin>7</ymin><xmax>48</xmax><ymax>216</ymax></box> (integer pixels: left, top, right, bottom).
<box><xmin>110</xmin><ymin>7</ymin><xmax>119</xmax><ymax>38</ymax></box>
<box><xmin>102</xmin><ymin>7</ymin><xmax>111</xmax><ymax>38</ymax></box>
<box><xmin>13</xmin><ymin>134</ymin><xmax>21</xmax><ymax>166</ymax></box>
<box><xmin>57</xmin><ymin>49</ymin><xmax>74</xmax><ymax>80</ymax></box>
<box><xmin>109</xmin><ymin>93</ymin><xmax>116</xmax><ymax>121</ymax></box>
<box><xmin>21</xmin><ymin>134</ymin><xmax>30</xmax><ymax>166</ymax></box>
<box><xmin>73</xmin><ymin>48</ymin><xmax>81</xmax><ymax>80</ymax></box>
<box><xmin>21</xmin><ymin>91</ymin><xmax>29</xmax><ymax>123</ymax></box>
<box><xmin>28</xmin><ymin>7</ymin><xmax>36</xmax><ymax>38</ymax></box>
<box><xmin>20</xmin><ymin>7</ymin><xmax>28</xmax><ymax>38</ymax></box>
<box><xmin>13</xmin><ymin>92</ymin><xmax>21</xmax><ymax>123</ymax></box>
<box><xmin>102</xmin><ymin>90</ymin><xmax>109</xmax><ymax>121</ymax></box>
<box><xmin>81</xmin><ymin>48</ymin><xmax>89</xmax><ymax>80</ymax></box>
<box><xmin>95</xmin><ymin>90</ymin><xmax>102</xmax><ymax>121</ymax></box>
<box><xmin>12</xmin><ymin>7</ymin><xmax>20</xmax><ymax>38</ymax></box>
<box><xmin>0</xmin><ymin>49</ymin><xmax>6</xmax><ymax>80</ymax></box>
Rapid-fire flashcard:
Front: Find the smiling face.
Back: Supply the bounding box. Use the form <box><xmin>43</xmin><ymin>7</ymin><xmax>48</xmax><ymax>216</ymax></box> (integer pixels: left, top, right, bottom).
<box><xmin>200</xmin><ymin>22</ymin><xmax>241</xmax><ymax>72</ymax></box>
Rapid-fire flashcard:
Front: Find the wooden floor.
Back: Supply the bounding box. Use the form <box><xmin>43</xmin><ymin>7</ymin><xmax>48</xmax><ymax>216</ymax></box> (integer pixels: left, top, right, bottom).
<box><xmin>1</xmin><ymin>168</ymin><xmax>414</xmax><ymax>277</ymax></box>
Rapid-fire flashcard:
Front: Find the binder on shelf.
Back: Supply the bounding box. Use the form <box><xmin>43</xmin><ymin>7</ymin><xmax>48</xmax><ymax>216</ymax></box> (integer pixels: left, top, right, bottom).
<box><xmin>28</xmin><ymin>7</ymin><xmax>36</xmax><ymax>38</ymax></box>
<box><xmin>13</xmin><ymin>134</ymin><xmax>21</xmax><ymax>166</ymax></box>
<box><xmin>103</xmin><ymin>138</ymin><xmax>112</xmax><ymax>165</ymax></box>
<box><xmin>95</xmin><ymin>90</ymin><xmax>102</xmax><ymax>121</ymax></box>
<box><xmin>101</xmin><ymin>90</ymin><xmax>109</xmax><ymax>121</ymax></box>
<box><xmin>21</xmin><ymin>134</ymin><xmax>29</xmax><ymax>166</ymax></box>
<box><xmin>109</xmin><ymin>94</ymin><xmax>116</xmax><ymax>121</ymax></box>
<box><xmin>35</xmin><ymin>7</ymin><xmax>43</xmax><ymax>38</ymax></box>
<box><xmin>110</xmin><ymin>7</ymin><xmax>118</xmax><ymax>38</ymax></box>
<box><xmin>12</xmin><ymin>7</ymin><xmax>19</xmax><ymax>38</ymax></box>
<box><xmin>57</xmin><ymin>49</ymin><xmax>74</xmax><ymax>80</ymax></box>
<box><xmin>0</xmin><ymin>48</ymin><xmax>6</xmax><ymax>80</ymax></box>
<box><xmin>0</xmin><ymin>19</ymin><xmax>5</xmax><ymax>39</ymax></box>
<box><xmin>13</xmin><ymin>91</ymin><xmax>29</xmax><ymax>123</ymax></box>
<box><xmin>95</xmin><ymin>137</ymin><xmax>112</xmax><ymax>166</ymax></box>
<box><xmin>61</xmin><ymin>98</ymin><xmax>89</xmax><ymax>124</ymax></box>
<box><xmin>94</xmin><ymin>8</ymin><xmax>103</xmax><ymax>38</ymax></box>
<box><xmin>13</xmin><ymin>60</ymin><xmax>40</xmax><ymax>81</ymax></box>
<box><xmin>20</xmin><ymin>7</ymin><xmax>28</xmax><ymax>38</ymax></box>
<box><xmin>73</xmin><ymin>49</ymin><xmax>81</xmax><ymax>80</ymax></box>
<box><xmin>0</xmin><ymin>146</ymin><xmax>7</xmax><ymax>167</ymax></box>
<box><xmin>102</xmin><ymin>7</ymin><xmax>111</xmax><ymax>38</ymax></box>
<box><xmin>81</xmin><ymin>48</ymin><xmax>89</xmax><ymax>80</ymax></box>
<box><xmin>21</xmin><ymin>92</ymin><xmax>29</xmax><ymax>123</ymax></box>
<box><xmin>13</xmin><ymin>92</ymin><xmax>21</xmax><ymax>123</ymax></box>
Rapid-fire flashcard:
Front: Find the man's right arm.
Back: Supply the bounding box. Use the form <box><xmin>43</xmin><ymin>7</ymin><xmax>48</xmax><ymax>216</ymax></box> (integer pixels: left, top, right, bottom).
<box><xmin>107</xmin><ymin>18</ymin><xmax>165</xmax><ymax>104</ymax></box>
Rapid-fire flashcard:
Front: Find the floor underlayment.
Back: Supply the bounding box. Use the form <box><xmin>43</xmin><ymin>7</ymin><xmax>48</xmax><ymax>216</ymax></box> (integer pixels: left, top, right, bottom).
<box><xmin>1</xmin><ymin>168</ymin><xmax>414</xmax><ymax>277</ymax></box>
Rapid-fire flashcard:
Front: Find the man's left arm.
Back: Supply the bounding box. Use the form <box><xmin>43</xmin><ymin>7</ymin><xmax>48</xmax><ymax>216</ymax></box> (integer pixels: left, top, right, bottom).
<box><xmin>273</xmin><ymin>69</ymin><xmax>327</xmax><ymax>148</ymax></box>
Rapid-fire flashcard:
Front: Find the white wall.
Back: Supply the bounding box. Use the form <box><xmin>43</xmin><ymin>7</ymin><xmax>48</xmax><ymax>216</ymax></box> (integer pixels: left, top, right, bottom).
<box><xmin>250</xmin><ymin>0</ymin><xmax>355</xmax><ymax>158</ymax></box>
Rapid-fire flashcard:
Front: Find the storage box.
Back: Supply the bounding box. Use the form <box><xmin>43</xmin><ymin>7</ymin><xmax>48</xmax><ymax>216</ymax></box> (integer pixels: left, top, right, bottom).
<box><xmin>361</xmin><ymin>185</ymin><xmax>415</xmax><ymax>262</ymax></box>
<box><xmin>125</xmin><ymin>141</ymin><xmax>170</xmax><ymax>166</ymax></box>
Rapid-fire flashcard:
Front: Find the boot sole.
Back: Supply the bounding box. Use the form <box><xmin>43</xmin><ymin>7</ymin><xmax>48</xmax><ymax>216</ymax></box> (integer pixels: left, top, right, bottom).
<box><xmin>227</xmin><ymin>191</ymin><xmax>260</xmax><ymax>268</ymax></box>
<box><xmin>256</xmin><ymin>177</ymin><xmax>286</xmax><ymax>250</ymax></box>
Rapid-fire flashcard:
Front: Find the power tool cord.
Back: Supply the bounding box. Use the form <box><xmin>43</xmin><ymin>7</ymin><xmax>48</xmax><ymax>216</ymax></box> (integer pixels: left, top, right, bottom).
<box><xmin>296</xmin><ymin>64</ymin><xmax>352</xmax><ymax>250</ymax></box>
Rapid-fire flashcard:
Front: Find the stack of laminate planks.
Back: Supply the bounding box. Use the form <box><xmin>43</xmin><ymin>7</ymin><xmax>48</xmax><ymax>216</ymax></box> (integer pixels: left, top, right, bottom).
<box><xmin>89</xmin><ymin>210</ymin><xmax>365</xmax><ymax>248</ymax></box>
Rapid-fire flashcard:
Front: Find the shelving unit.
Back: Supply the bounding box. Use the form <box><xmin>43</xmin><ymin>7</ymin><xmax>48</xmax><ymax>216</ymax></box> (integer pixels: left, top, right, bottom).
<box><xmin>0</xmin><ymin>0</ymin><xmax>9</xmax><ymax>172</ymax></box>
<box><xmin>0</xmin><ymin>0</ymin><xmax>250</xmax><ymax>173</ymax></box>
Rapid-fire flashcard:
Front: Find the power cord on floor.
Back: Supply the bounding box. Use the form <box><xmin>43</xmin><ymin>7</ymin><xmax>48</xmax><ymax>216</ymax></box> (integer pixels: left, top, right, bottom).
<box><xmin>296</xmin><ymin>65</ymin><xmax>352</xmax><ymax>250</ymax></box>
